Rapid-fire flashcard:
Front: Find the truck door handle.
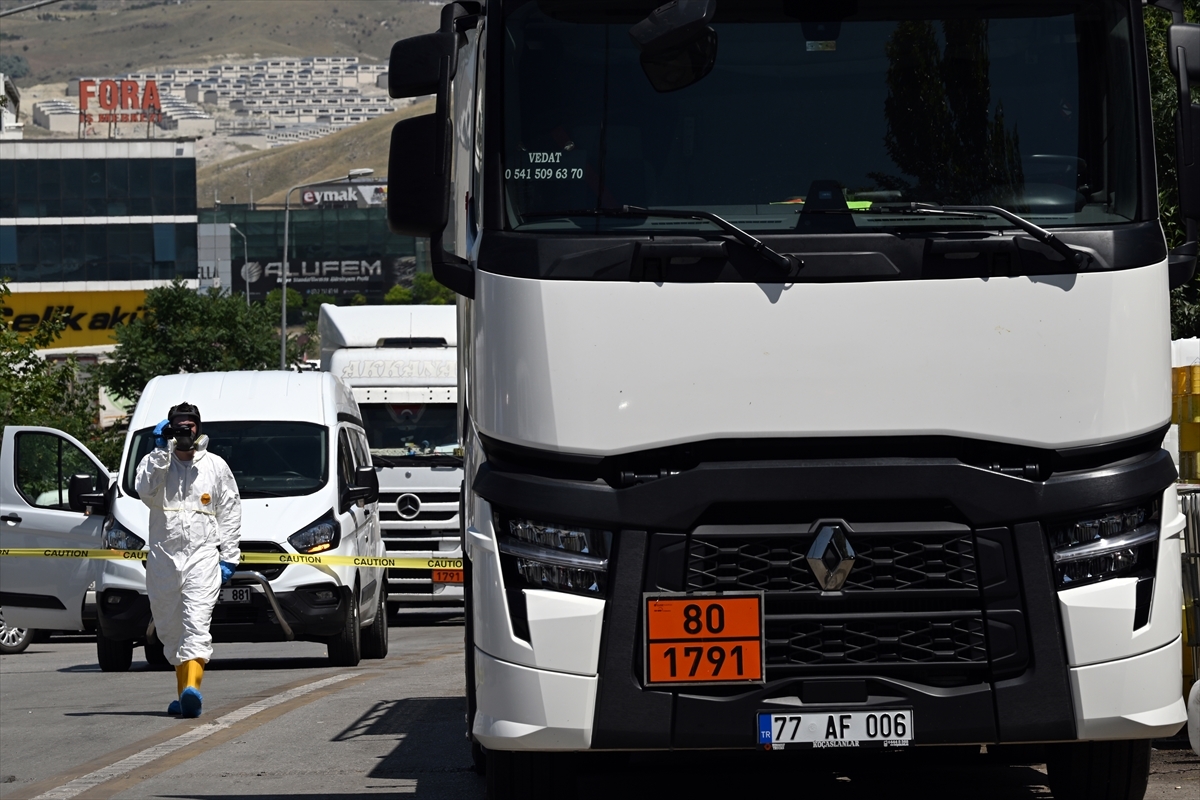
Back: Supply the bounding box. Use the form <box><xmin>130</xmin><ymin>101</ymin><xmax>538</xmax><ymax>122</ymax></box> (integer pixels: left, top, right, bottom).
<box><xmin>1</xmin><ymin>513</ymin><xmax>22</xmax><ymax>524</ymax></box>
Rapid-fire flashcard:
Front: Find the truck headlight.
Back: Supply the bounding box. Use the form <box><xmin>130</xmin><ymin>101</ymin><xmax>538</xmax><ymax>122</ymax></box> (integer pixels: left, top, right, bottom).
<box><xmin>1048</xmin><ymin>501</ymin><xmax>1159</xmax><ymax>588</ymax></box>
<box><xmin>496</xmin><ymin>516</ymin><xmax>612</xmax><ymax>596</ymax></box>
<box><xmin>103</xmin><ymin>517</ymin><xmax>145</xmax><ymax>551</ymax></box>
<box><xmin>288</xmin><ymin>513</ymin><xmax>340</xmax><ymax>554</ymax></box>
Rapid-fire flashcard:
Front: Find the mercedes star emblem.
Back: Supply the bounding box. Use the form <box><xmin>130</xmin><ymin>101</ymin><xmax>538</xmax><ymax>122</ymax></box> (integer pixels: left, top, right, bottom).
<box><xmin>396</xmin><ymin>493</ymin><xmax>421</xmax><ymax>520</ymax></box>
<box><xmin>806</xmin><ymin>523</ymin><xmax>856</xmax><ymax>592</ymax></box>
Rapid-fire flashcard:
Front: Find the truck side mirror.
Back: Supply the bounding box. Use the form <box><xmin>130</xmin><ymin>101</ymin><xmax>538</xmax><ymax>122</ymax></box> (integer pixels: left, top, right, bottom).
<box><xmin>630</xmin><ymin>0</ymin><xmax>719</xmax><ymax>93</ymax></box>
<box><xmin>386</xmin><ymin>1</ymin><xmax>480</xmax><ymax>298</ymax></box>
<box><xmin>1167</xmin><ymin>23</ymin><xmax>1200</xmax><ymax>288</ymax></box>
<box><xmin>68</xmin><ymin>473</ymin><xmax>108</xmax><ymax>514</ymax></box>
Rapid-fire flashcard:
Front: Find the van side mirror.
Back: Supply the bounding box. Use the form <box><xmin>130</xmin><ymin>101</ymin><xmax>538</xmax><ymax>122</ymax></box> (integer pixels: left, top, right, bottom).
<box><xmin>346</xmin><ymin>465</ymin><xmax>380</xmax><ymax>505</ymax></box>
<box><xmin>68</xmin><ymin>473</ymin><xmax>108</xmax><ymax>514</ymax></box>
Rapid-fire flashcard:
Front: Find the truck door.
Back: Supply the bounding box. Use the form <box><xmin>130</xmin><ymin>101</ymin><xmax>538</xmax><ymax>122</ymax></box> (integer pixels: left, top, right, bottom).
<box><xmin>0</xmin><ymin>427</ymin><xmax>110</xmax><ymax>630</ymax></box>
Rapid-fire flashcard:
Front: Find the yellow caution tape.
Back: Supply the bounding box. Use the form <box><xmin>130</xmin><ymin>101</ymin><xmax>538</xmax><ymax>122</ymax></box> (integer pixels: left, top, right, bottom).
<box><xmin>0</xmin><ymin>548</ymin><xmax>462</xmax><ymax>571</ymax></box>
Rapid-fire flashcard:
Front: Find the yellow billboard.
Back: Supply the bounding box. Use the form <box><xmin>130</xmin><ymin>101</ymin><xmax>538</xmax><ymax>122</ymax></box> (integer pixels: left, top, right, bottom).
<box><xmin>1</xmin><ymin>291</ymin><xmax>147</xmax><ymax>349</ymax></box>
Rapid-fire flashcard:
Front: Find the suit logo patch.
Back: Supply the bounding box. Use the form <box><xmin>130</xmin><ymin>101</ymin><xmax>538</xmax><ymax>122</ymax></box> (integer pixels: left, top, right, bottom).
<box><xmin>200</xmin><ymin>493</ymin><xmax>211</xmax><ymax>505</ymax></box>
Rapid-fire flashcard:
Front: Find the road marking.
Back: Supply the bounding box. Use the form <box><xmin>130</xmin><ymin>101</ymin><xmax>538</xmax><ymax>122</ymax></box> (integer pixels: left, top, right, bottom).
<box><xmin>30</xmin><ymin>673</ymin><xmax>356</xmax><ymax>800</ymax></box>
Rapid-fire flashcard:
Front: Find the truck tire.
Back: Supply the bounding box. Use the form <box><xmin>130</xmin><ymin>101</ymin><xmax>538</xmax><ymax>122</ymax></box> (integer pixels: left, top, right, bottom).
<box><xmin>359</xmin><ymin>585</ymin><xmax>389</xmax><ymax>659</ymax></box>
<box><xmin>327</xmin><ymin>586</ymin><xmax>361</xmax><ymax>667</ymax></box>
<box><xmin>96</xmin><ymin>626</ymin><xmax>134</xmax><ymax>672</ymax></box>
<box><xmin>1046</xmin><ymin>740</ymin><xmax>1151</xmax><ymax>800</ymax></box>
<box><xmin>0</xmin><ymin>607</ymin><xmax>34</xmax><ymax>654</ymax></box>
<box><xmin>485</xmin><ymin>750</ymin><xmax>575</xmax><ymax>800</ymax></box>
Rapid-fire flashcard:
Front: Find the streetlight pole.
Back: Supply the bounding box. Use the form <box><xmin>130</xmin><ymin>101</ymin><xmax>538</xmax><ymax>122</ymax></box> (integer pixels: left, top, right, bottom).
<box><xmin>229</xmin><ymin>222</ymin><xmax>249</xmax><ymax>307</ymax></box>
<box><xmin>281</xmin><ymin>168</ymin><xmax>374</xmax><ymax>370</ymax></box>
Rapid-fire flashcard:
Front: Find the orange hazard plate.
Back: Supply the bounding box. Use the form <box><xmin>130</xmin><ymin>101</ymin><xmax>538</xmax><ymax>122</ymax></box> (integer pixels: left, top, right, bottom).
<box><xmin>644</xmin><ymin>593</ymin><xmax>765</xmax><ymax>686</ymax></box>
<box><xmin>433</xmin><ymin>569</ymin><xmax>463</xmax><ymax>584</ymax></box>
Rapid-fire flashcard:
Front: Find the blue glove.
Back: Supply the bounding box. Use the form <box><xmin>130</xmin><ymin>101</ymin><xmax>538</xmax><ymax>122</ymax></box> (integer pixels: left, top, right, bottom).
<box><xmin>153</xmin><ymin>419</ymin><xmax>170</xmax><ymax>449</ymax></box>
<box><xmin>220</xmin><ymin>561</ymin><xmax>237</xmax><ymax>584</ymax></box>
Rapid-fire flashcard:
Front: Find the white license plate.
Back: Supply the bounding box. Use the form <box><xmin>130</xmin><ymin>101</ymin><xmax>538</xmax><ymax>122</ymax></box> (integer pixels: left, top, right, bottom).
<box><xmin>219</xmin><ymin>587</ymin><xmax>252</xmax><ymax>604</ymax></box>
<box><xmin>758</xmin><ymin>710</ymin><xmax>914</xmax><ymax>749</ymax></box>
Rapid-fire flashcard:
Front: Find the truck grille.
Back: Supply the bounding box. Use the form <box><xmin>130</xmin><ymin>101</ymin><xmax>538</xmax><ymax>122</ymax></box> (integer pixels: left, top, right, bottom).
<box><xmin>687</xmin><ymin>531</ymin><xmax>978</xmax><ymax>593</ymax></box>
<box><xmin>658</xmin><ymin>524</ymin><xmax>992</xmax><ymax>682</ymax></box>
<box><xmin>378</xmin><ymin>491</ymin><xmax>460</xmax><ymax>523</ymax></box>
<box><xmin>766</xmin><ymin>614</ymin><xmax>987</xmax><ymax>666</ymax></box>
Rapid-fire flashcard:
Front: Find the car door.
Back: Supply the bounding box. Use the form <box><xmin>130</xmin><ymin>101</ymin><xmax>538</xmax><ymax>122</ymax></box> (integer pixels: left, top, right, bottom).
<box><xmin>0</xmin><ymin>426</ymin><xmax>110</xmax><ymax>630</ymax></box>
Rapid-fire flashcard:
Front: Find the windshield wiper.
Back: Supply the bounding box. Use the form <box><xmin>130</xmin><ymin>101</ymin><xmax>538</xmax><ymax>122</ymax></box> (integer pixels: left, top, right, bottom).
<box><xmin>522</xmin><ymin>205</ymin><xmax>800</xmax><ymax>273</ymax></box>
<box><xmin>240</xmin><ymin>488</ymin><xmax>292</xmax><ymax>498</ymax></box>
<box><xmin>371</xmin><ymin>454</ymin><xmax>400</xmax><ymax>468</ymax></box>
<box><xmin>876</xmin><ymin>203</ymin><xmax>1091</xmax><ymax>267</ymax></box>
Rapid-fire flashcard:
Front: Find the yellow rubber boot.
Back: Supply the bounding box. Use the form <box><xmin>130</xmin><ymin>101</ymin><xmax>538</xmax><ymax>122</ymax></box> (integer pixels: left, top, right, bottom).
<box><xmin>179</xmin><ymin>659</ymin><xmax>204</xmax><ymax>718</ymax></box>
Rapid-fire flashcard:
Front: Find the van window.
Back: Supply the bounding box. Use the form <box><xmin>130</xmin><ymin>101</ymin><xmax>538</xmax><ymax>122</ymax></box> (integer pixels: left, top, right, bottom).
<box><xmin>15</xmin><ymin>431</ymin><xmax>107</xmax><ymax>510</ymax></box>
<box><xmin>337</xmin><ymin>428</ymin><xmax>357</xmax><ymax>511</ymax></box>
<box><xmin>122</xmin><ymin>421</ymin><xmax>329</xmax><ymax>499</ymax></box>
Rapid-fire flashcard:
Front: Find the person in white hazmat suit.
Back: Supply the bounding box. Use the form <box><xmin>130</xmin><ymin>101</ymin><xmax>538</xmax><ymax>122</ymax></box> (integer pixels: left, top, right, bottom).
<box><xmin>135</xmin><ymin>402</ymin><xmax>241</xmax><ymax>719</ymax></box>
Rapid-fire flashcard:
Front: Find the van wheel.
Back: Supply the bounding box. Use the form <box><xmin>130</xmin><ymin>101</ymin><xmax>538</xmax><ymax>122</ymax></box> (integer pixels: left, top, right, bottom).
<box><xmin>144</xmin><ymin>630</ymin><xmax>171</xmax><ymax>669</ymax></box>
<box><xmin>0</xmin><ymin>607</ymin><xmax>34</xmax><ymax>655</ymax></box>
<box><xmin>96</xmin><ymin>627</ymin><xmax>134</xmax><ymax>672</ymax></box>
<box><xmin>327</xmin><ymin>586</ymin><xmax>361</xmax><ymax>667</ymax></box>
<box><xmin>485</xmin><ymin>750</ymin><xmax>575</xmax><ymax>800</ymax></box>
<box><xmin>1046</xmin><ymin>740</ymin><xmax>1151</xmax><ymax>800</ymax></box>
<box><xmin>360</xmin><ymin>586</ymin><xmax>389</xmax><ymax>659</ymax></box>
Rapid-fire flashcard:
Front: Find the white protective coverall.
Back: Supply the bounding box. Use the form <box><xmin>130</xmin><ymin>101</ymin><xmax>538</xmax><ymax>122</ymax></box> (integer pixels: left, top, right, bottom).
<box><xmin>135</xmin><ymin>437</ymin><xmax>241</xmax><ymax>666</ymax></box>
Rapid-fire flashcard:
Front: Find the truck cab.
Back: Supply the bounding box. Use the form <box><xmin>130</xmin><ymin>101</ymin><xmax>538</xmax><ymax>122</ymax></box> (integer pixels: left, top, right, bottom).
<box><xmin>318</xmin><ymin>304</ymin><xmax>464</xmax><ymax>610</ymax></box>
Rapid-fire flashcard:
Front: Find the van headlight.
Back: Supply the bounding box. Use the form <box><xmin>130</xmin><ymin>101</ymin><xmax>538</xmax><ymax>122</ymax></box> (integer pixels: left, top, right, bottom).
<box><xmin>288</xmin><ymin>513</ymin><xmax>340</xmax><ymax>554</ymax></box>
<box><xmin>496</xmin><ymin>516</ymin><xmax>612</xmax><ymax>596</ymax></box>
<box><xmin>103</xmin><ymin>517</ymin><xmax>145</xmax><ymax>551</ymax></box>
<box><xmin>1048</xmin><ymin>501</ymin><xmax>1159</xmax><ymax>588</ymax></box>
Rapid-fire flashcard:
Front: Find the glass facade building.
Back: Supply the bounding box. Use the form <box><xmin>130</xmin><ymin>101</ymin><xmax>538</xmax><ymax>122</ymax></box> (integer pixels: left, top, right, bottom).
<box><xmin>200</xmin><ymin>206</ymin><xmax>419</xmax><ymax>303</ymax></box>
<box><xmin>0</xmin><ymin>141</ymin><xmax>199</xmax><ymax>286</ymax></box>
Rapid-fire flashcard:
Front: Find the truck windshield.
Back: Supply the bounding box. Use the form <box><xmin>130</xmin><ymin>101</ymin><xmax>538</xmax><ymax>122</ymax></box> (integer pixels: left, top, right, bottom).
<box><xmin>359</xmin><ymin>403</ymin><xmax>459</xmax><ymax>460</ymax></box>
<box><xmin>122</xmin><ymin>421</ymin><xmax>329</xmax><ymax>499</ymax></box>
<box><xmin>503</xmin><ymin>0</ymin><xmax>1138</xmax><ymax>234</ymax></box>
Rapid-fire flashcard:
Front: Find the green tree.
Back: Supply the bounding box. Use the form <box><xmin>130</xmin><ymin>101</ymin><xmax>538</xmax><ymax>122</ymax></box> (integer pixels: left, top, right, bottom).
<box><xmin>0</xmin><ymin>54</ymin><xmax>30</xmax><ymax>79</ymax></box>
<box><xmin>0</xmin><ymin>281</ymin><xmax>123</xmax><ymax>468</ymax></box>
<box><xmin>411</xmin><ymin>273</ymin><xmax>456</xmax><ymax>305</ymax></box>
<box><xmin>102</xmin><ymin>279</ymin><xmax>290</xmax><ymax>405</ymax></box>
<box><xmin>384</xmin><ymin>284</ymin><xmax>413</xmax><ymax>304</ymax></box>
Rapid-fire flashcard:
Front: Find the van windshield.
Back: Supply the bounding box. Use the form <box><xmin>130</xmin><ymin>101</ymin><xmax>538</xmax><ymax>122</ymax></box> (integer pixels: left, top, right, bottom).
<box><xmin>122</xmin><ymin>421</ymin><xmax>329</xmax><ymax>499</ymax></box>
<box><xmin>503</xmin><ymin>0</ymin><xmax>1139</xmax><ymax>234</ymax></box>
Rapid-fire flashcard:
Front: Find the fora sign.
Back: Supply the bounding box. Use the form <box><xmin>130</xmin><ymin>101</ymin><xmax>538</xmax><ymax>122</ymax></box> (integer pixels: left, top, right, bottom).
<box><xmin>77</xmin><ymin>79</ymin><xmax>162</xmax><ymax>124</ymax></box>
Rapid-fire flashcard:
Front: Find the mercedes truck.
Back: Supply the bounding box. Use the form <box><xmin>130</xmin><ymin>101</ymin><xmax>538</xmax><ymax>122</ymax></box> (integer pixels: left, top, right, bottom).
<box><xmin>385</xmin><ymin>1</ymin><xmax>1200</xmax><ymax>797</ymax></box>
<box><xmin>318</xmin><ymin>304</ymin><xmax>464</xmax><ymax>610</ymax></box>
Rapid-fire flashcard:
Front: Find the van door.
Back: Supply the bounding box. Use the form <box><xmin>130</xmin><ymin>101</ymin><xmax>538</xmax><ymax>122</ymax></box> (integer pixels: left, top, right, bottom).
<box><xmin>0</xmin><ymin>427</ymin><xmax>111</xmax><ymax>630</ymax></box>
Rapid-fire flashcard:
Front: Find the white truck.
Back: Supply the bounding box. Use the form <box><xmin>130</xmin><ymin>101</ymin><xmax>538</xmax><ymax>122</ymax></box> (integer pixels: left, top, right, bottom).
<box><xmin>318</xmin><ymin>304</ymin><xmax>464</xmax><ymax>610</ymax></box>
<box><xmin>385</xmin><ymin>1</ymin><xmax>1200</xmax><ymax>798</ymax></box>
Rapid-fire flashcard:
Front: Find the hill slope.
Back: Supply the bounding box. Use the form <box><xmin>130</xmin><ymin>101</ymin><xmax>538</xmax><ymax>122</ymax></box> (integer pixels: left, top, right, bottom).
<box><xmin>196</xmin><ymin>98</ymin><xmax>433</xmax><ymax>206</ymax></box>
<box><xmin>0</xmin><ymin>0</ymin><xmax>440</xmax><ymax>85</ymax></box>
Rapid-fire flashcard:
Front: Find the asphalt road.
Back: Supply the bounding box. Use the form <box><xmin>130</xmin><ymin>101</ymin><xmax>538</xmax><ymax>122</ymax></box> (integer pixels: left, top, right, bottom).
<box><xmin>0</xmin><ymin>619</ymin><xmax>1195</xmax><ymax>800</ymax></box>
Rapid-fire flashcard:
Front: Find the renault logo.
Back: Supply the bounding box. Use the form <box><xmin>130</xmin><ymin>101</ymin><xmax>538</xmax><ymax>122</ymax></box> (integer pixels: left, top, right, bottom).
<box><xmin>397</xmin><ymin>493</ymin><xmax>421</xmax><ymax>520</ymax></box>
<box><xmin>806</xmin><ymin>523</ymin><xmax>856</xmax><ymax>592</ymax></box>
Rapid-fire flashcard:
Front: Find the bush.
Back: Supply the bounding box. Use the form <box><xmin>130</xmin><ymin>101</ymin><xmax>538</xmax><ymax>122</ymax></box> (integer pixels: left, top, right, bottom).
<box><xmin>0</xmin><ymin>54</ymin><xmax>31</xmax><ymax>79</ymax></box>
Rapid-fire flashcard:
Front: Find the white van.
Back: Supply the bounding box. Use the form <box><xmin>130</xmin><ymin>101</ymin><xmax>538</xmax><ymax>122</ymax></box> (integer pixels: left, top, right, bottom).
<box><xmin>0</xmin><ymin>371</ymin><xmax>388</xmax><ymax>669</ymax></box>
